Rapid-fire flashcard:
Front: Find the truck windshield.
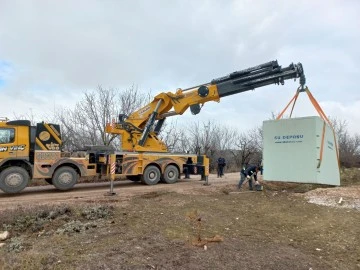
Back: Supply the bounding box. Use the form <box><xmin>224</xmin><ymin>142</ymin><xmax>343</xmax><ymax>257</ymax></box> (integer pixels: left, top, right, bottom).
<box><xmin>0</xmin><ymin>128</ymin><xmax>15</xmax><ymax>144</ymax></box>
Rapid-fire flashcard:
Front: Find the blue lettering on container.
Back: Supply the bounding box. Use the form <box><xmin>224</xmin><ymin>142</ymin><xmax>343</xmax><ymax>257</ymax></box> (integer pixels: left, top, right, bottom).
<box><xmin>273</xmin><ymin>134</ymin><xmax>304</xmax><ymax>144</ymax></box>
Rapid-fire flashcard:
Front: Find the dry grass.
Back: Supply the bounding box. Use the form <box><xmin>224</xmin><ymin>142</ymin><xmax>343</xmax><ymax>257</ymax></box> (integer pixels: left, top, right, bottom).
<box><xmin>1</xmin><ymin>172</ymin><xmax>360</xmax><ymax>269</ymax></box>
<box><xmin>340</xmin><ymin>167</ymin><xmax>360</xmax><ymax>186</ymax></box>
<box><xmin>0</xmin><ymin>204</ymin><xmax>114</xmax><ymax>236</ymax></box>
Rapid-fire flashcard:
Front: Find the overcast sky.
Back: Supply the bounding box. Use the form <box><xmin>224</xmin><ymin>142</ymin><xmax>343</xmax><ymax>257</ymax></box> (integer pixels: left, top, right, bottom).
<box><xmin>0</xmin><ymin>0</ymin><xmax>359</xmax><ymax>134</ymax></box>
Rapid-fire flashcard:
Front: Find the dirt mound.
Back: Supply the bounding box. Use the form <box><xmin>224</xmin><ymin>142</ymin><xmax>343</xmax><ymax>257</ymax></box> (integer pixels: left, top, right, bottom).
<box><xmin>304</xmin><ymin>186</ymin><xmax>360</xmax><ymax>210</ymax></box>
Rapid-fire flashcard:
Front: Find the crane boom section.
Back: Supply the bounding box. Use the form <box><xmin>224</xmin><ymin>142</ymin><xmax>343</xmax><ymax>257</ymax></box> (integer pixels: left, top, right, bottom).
<box><xmin>126</xmin><ymin>85</ymin><xmax>220</xmax><ymax>128</ymax></box>
<box><xmin>106</xmin><ymin>60</ymin><xmax>305</xmax><ymax>152</ymax></box>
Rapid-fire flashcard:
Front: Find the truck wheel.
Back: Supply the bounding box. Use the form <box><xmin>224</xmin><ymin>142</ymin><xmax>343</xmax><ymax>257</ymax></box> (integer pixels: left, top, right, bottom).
<box><xmin>163</xmin><ymin>165</ymin><xmax>179</xmax><ymax>184</ymax></box>
<box><xmin>0</xmin><ymin>167</ymin><xmax>29</xmax><ymax>194</ymax></box>
<box><xmin>126</xmin><ymin>175</ymin><xmax>141</xmax><ymax>182</ymax></box>
<box><xmin>52</xmin><ymin>166</ymin><xmax>78</xmax><ymax>191</ymax></box>
<box><xmin>141</xmin><ymin>165</ymin><xmax>161</xmax><ymax>185</ymax></box>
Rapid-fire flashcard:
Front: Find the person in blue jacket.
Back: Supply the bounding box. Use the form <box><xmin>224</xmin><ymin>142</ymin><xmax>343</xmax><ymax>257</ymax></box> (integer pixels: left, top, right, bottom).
<box><xmin>217</xmin><ymin>157</ymin><xmax>226</xmax><ymax>178</ymax></box>
<box><xmin>238</xmin><ymin>164</ymin><xmax>260</xmax><ymax>190</ymax></box>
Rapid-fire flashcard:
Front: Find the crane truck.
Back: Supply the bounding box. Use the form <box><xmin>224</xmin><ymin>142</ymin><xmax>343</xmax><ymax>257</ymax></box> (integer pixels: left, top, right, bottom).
<box><xmin>0</xmin><ymin>60</ymin><xmax>305</xmax><ymax>194</ymax></box>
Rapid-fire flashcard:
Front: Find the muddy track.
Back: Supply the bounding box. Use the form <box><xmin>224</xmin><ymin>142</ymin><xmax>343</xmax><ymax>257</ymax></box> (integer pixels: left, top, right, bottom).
<box><xmin>0</xmin><ymin>173</ymin><xmax>240</xmax><ymax>210</ymax></box>
<box><xmin>2</xmin><ymin>172</ymin><xmax>359</xmax><ymax>212</ymax></box>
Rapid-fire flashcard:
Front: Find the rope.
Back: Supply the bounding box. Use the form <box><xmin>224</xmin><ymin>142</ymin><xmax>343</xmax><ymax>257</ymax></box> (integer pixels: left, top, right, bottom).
<box><xmin>304</xmin><ymin>88</ymin><xmax>340</xmax><ymax>169</ymax></box>
<box><xmin>318</xmin><ymin>122</ymin><xmax>326</xmax><ymax>169</ymax></box>
<box><xmin>289</xmin><ymin>91</ymin><xmax>299</xmax><ymax>118</ymax></box>
<box><xmin>276</xmin><ymin>91</ymin><xmax>299</xmax><ymax>120</ymax></box>
<box><xmin>277</xmin><ymin>86</ymin><xmax>340</xmax><ymax>169</ymax></box>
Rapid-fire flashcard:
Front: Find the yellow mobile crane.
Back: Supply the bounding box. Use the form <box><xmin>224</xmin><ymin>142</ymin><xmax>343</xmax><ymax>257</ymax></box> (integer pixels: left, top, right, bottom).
<box><xmin>0</xmin><ymin>60</ymin><xmax>305</xmax><ymax>194</ymax></box>
<box><xmin>105</xmin><ymin>60</ymin><xmax>305</xmax><ymax>183</ymax></box>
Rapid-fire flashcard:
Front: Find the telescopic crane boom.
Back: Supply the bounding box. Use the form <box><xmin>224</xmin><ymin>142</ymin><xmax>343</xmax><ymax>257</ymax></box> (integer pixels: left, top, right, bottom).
<box><xmin>106</xmin><ymin>60</ymin><xmax>305</xmax><ymax>152</ymax></box>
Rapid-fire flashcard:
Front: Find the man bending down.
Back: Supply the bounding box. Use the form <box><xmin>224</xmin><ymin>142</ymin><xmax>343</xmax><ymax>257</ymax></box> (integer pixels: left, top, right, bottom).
<box><xmin>238</xmin><ymin>165</ymin><xmax>260</xmax><ymax>190</ymax></box>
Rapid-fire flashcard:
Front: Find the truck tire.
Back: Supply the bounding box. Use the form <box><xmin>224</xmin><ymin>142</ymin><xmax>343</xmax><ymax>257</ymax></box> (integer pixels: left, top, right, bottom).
<box><xmin>162</xmin><ymin>165</ymin><xmax>179</xmax><ymax>184</ymax></box>
<box><xmin>0</xmin><ymin>167</ymin><xmax>29</xmax><ymax>194</ymax></box>
<box><xmin>52</xmin><ymin>166</ymin><xmax>78</xmax><ymax>191</ymax></box>
<box><xmin>126</xmin><ymin>175</ymin><xmax>141</xmax><ymax>182</ymax></box>
<box><xmin>141</xmin><ymin>165</ymin><xmax>161</xmax><ymax>185</ymax></box>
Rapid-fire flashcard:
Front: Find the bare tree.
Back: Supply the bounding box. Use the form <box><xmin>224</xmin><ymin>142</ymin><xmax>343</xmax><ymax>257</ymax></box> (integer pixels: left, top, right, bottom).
<box><xmin>213</xmin><ymin>125</ymin><xmax>238</xmax><ymax>152</ymax></box>
<box><xmin>118</xmin><ymin>85</ymin><xmax>152</xmax><ymax>117</ymax></box>
<box><xmin>248</xmin><ymin>126</ymin><xmax>263</xmax><ymax>163</ymax></box>
<box><xmin>55</xmin><ymin>85</ymin><xmax>150</xmax><ymax>151</ymax></box>
<box><xmin>328</xmin><ymin>117</ymin><xmax>360</xmax><ymax>167</ymax></box>
<box><xmin>158</xmin><ymin>119</ymin><xmax>188</xmax><ymax>153</ymax></box>
<box><xmin>167</xmin><ymin>120</ymin><xmax>262</xmax><ymax>173</ymax></box>
<box><xmin>185</xmin><ymin>121</ymin><xmax>219</xmax><ymax>171</ymax></box>
<box><xmin>227</xmin><ymin>125</ymin><xmax>263</xmax><ymax>171</ymax></box>
<box><xmin>55</xmin><ymin>86</ymin><xmax>117</xmax><ymax>150</ymax></box>
<box><xmin>229</xmin><ymin>132</ymin><xmax>254</xmax><ymax>168</ymax></box>
<box><xmin>12</xmin><ymin>108</ymin><xmax>39</xmax><ymax>125</ymax></box>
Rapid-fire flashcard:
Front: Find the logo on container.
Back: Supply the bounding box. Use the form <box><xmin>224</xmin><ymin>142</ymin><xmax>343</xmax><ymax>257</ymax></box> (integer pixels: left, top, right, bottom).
<box><xmin>274</xmin><ymin>134</ymin><xmax>304</xmax><ymax>144</ymax></box>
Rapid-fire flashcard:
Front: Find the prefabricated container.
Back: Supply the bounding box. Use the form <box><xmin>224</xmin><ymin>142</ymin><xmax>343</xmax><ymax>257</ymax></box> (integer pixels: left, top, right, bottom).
<box><xmin>262</xmin><ymin>116</ymin><xmax>340</xmax><ymax>186</ymax></box>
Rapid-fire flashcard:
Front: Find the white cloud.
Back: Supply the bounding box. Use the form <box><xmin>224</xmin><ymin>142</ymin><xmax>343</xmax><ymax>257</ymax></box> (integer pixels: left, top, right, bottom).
<box><xmin>0</xmin><ymin>0</ymin><xmax>359</xmax><ymax>134</ymax></box>
<box><xmin>321</xmin><ymin>101</ymin><xmax>360</xmax><ymax>135</ymax></box>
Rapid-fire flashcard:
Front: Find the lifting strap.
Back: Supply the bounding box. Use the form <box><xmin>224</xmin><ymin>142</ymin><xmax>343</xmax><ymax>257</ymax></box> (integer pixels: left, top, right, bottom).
<box><xmin>276</xmin><ymin>86</ymin><xmax>340</xmax><ymax>169</ymax></box>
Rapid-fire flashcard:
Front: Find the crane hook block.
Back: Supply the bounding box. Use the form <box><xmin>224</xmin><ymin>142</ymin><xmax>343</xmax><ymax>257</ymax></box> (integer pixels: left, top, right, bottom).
<box><xmin>198</xmin><ymin>85</ymin><xmax>209</xmax><ymax>97</ymax></box>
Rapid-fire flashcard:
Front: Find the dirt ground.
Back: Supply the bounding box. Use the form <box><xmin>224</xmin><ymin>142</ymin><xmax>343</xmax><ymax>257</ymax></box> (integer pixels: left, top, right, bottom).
<box><xmin>0</xmin><ymin>172</ymin><xmax>359</xmax><ymax>270</ymax></box>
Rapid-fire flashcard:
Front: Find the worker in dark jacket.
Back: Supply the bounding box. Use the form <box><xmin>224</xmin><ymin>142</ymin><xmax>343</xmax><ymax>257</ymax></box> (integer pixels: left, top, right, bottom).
<box><xmin>217</xmin><ymin>157</ymin><xmax>226</xmax><ymax>178</ymax></box>
<box><xmin>183</xmin><ymin>157</ymin><xmax>193</xmax><ymax>179</ymax></box>
<box><xmin>238</xmin><ymin>165</ymin><xmax>260</xmax><ymax>190</ymax></box>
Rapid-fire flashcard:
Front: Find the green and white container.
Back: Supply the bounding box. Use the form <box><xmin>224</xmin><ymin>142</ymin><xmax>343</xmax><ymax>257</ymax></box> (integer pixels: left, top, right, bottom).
<box><xmin>262</xmin><ymin>116</ymin><xmax>340</xmax><ymax>186</ymax></box>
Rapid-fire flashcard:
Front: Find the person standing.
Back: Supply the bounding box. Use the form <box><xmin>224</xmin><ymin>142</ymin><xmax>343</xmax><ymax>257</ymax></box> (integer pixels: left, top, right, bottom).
<box><xmin>183</xmin><ymin>157</ymin><xmax>193</xmax><ymax>179</ymax></box>
<box><xmin>238</xmin><ymin>164</ymin><xmax>260</xmax><ymax>190</ymax></box>
<box><xmin>217</xmin><ymin>157</ymin><xmax>226</xmax><ymax>178</ymax></box>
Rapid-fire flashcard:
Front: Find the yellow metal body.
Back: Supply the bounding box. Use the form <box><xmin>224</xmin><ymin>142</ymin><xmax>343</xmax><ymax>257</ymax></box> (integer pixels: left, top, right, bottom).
<box><xmin>0</xmin><ymin>121</ymin><xmax>30</xmax><ymax>162</ymax></box>
<box><xmin>105</xmin><ymin>60</ymin><xmax>305</xmax><ymax>155</ymax></box>
<box><xmin>106</xmin><ymin>122</ymin><xmax>168</xmax><ymax>152</ymax></box>
<box><xmin>32</xmin><ymin>151</ymin><xmax>97</xmax><ymax>179</ymax></box>
<box><xmin>105</xmin><ymin>85</ymin><xmax>220</xmax><ymax>153</ymax></box>
<box><xmin>104</xmin><ymin>84</ymin><xmax>218</xmax><ymax>179</ymax></box>
<box><xmin>1</xmin><ymin>119</ymin><xmax>208</xmax><ymax>186</ymax></box>
<box><xmin>126</xmin><ymin>85</ymin><xmax>219</xmax><ymax>129</ymax></box>
<box><xmin>104</xmin><ymin>85</ymin><xmax>215</xmax><ymax>178</ymax></box>
<box><xmin>0</xmin><ymin>120</ymin><xmax>97</xmax><ymax>180</ymax></box>
<box><xmin>1</xmin><ymin>61</ymin><xmax>305</xmax><ymax>194</ymax></box>
<box><xmin>112</xmin><ymin>152</ymin><xmax>209</xmax><ymax>178</ymax></box>
<box><xmin>1</xmin><ymin>118</ymin><xmax>207</xmax><ymax>194</ymax></box>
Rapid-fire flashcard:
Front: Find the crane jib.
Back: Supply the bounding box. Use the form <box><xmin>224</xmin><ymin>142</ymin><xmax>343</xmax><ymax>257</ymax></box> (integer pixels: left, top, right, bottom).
<box><xmin>215</xmin><ymin>62</ymin><xmax>305</xmax><ymax>98</ymax></box>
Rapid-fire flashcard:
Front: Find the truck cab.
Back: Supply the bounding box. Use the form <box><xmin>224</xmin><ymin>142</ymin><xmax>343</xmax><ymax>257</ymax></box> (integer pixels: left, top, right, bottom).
<box><xmin>0</xmin><ymin>119</ymin><xmax>31</xmax><ymax>163</ymax></box>
<box><xmin>0</xmin><ymin>119</ymin><xmax>96</xmax><ymax>194</ymax></box>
